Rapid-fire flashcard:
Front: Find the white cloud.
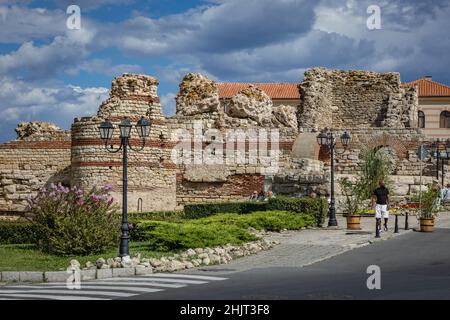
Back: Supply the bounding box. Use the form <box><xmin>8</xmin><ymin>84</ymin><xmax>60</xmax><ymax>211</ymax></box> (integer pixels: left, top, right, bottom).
<box><xmin>65</xmin><ymin>58</ymin><xmax>143</xmax><ymax>77</ymax></box>
<box><xmin>0</xmin><ymin>76</ymin><xmax>109</xmax><ymax>141</ymax></box>
<box><xmin>0</xmin><ymin>5</ymin><xmax>66</xmax><ymax>43</ymax></box>
<box><xmin>160</xmin><ymin>92</ymin><xmax>176</xmax><ymax>116</ymax></box>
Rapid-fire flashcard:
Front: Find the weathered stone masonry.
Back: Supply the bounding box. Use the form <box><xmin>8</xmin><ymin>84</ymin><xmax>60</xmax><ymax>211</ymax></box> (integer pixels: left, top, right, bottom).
<box><xmin>0</xmin><ymin>67</ymin><xmax>443</xmax><ymax>215</ymax></box>
<box><xmin>0</xmin><ymin>123</ymin><xmax>71</xmax><ymax>213</ymax></box>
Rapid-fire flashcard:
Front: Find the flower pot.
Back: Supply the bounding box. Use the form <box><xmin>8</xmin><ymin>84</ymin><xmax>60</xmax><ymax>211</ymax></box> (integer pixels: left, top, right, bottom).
<box><xmin>420</xmin><ymin>217</ymin><xmax>434</xmax><ymax>232</ymax></box>
<box><xmin>346</xmin><ymin>215</ymin><xmax>362</xmax><ymax>230</ymax></box>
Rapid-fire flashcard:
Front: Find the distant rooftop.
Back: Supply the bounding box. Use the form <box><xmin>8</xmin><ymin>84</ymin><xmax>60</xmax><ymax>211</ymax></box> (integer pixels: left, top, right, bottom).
<box><xmin>218</xmin><ymin>83</ymin><xmax>300</xmax><ymax>100</ymax></box>
<box><xmin>402</xmin><ymin>77</ymin><xmax>450</xmax><ymax>97</ymax></box>
<box><xmin>218</xmin><ymin>77</ymin><xmax>450</xmax><ymax>100</ymax></box>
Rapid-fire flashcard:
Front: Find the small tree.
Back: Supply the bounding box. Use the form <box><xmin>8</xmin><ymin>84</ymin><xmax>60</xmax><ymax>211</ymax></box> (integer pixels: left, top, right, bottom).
<box><xmin>418</xmin><ymin>184</ymin><xmax>440</xmax><ymax>219</ymax></box>
<box><xmin>339</xmin><ymin>177</ymin><xmax>364</xmax><ymax>215</ymax></box>
<box><xmin>357</xmin><ymin>148</ymin><xmax>393</xmax><ymax>200</ymax></box>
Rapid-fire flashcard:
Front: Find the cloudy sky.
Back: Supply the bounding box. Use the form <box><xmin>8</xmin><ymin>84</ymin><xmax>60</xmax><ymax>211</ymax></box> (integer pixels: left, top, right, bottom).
<box><xmin>0</xmin><ymin>0</ymin><xmax>449</xmax><ymax>142</ymax></box>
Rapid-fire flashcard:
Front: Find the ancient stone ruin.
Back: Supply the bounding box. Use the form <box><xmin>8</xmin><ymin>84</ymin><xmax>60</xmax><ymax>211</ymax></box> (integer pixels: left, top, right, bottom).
<box><xmin>0</xmin><ymin>67</ymin><xmax>441</xmax><ymax>215</ymax></box>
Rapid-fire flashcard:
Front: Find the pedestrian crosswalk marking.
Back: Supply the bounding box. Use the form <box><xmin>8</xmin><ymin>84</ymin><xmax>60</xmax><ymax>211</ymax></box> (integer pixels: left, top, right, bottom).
<box><xmin>7</xmin><ymin>281</ymin><xmax>186</xmax><ymax>288</ymax></box>
<box><xmin>0</xmin><ymin>273</ymin><xmax>229</xmax><ymax>300</ymax></box>
<box><xmin>97</xmin><ymin>277</ymin><xmax>208</xmax><ymax>284</ymax></box>
<box><xmin>144</xmin><ymin>274</ymin><xmax>228</xmax><ymax>281</ymax></box>
<box><xmin>1</xmin><ymin>285</ymin><xmax>163</xmax><ymax>293</ymax></box>
<box><xmin>0</xmin><ymin>289</ymin><xmax>136</xmax><ymax>297</ymax></box>
<box><xmin>0</xmin><ymin>294</ymin><xmax>108</xmax><ymax>300</ymax></box>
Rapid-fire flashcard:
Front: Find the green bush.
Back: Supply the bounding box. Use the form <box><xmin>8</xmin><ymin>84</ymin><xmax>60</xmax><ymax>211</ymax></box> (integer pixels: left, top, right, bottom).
<box><xmin>267</xmin><ymin>196</ymin><xmax>327</xmax><ymax>227</ymax></box>
<box><xmin>135</xmin><ymin>220</ymin><xmax>258</xmax><ymax>251</ymax></box>
<box><xmin>184</xmin><ymin>201</ymin><xmax>268</xmax><ymax>219</ymax></box>
<box><xmin>193</xmin><ymin>211</ymin><xmax>314</xmax><ymax>232</ymax></box>
<box><xmin>28</xmin><ymin>183</ymin><xmax>121</xmax><ymax>256</ymax></box>
<box><xmin>129</xmin><ymin>210</ymin><xmax>185</xmax><ymax>222</ymax></box>
<box><xmin>0</xmin><ymin>221</ymin><xmax>41</xmax><ymax>244</ymax></box>
<box><xmin>133</xmin><ymin>211</ymin><xmax>315</xmax><ymax>250</ymax></box>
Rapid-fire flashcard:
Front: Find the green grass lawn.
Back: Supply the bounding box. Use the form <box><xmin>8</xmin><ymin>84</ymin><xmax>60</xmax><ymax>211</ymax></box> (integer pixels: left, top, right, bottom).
<box><xmin>0</xmin><ymin>210</ymin><xmax>315</xmax><ymax>272</ymax></box>
<box><xmin>0</xmin><ymin>242</ymin><xmax>172</xmax><ymax>272</ymax></box>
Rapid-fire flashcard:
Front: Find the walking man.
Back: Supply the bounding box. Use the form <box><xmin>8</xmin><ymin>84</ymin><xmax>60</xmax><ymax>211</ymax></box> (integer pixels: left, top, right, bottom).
<box><xmin>372</xmin><ymin>180</ymin><xmax>390</xmax><ymax>232</ymax></box>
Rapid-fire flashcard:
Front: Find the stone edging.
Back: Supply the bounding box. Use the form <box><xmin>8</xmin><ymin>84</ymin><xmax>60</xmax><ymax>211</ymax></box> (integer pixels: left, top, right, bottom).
<box><xmin>0</xmin><ymin>238</ymin><xmax>280</xmax><ymax>284</ymax></box>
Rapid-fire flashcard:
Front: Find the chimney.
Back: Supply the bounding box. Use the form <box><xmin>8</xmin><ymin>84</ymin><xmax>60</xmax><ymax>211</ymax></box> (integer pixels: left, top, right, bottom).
<box><xmin>424</xmin><ymin>75</ymin><xmax>432</xmax><ymax>81</ymax></box>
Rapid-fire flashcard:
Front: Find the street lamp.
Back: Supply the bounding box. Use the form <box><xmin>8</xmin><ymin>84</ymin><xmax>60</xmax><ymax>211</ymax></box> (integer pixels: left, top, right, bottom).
<box><xmin>431</xmin><ymin>138</ymin><xmax>450</xmax><ymax>186</ymax></box>
<box><xmin>99</xmin><ymin>116</ymin><xmax>151</xmax><ymax>257</ymax></box>
<box><xmin>317</xmin><ymin>130</ymin><xmax>351</xmax><ymax>227</ymax></box>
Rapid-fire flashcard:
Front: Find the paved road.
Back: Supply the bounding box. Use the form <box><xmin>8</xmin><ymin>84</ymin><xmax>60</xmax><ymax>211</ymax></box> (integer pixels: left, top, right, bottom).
<box><xmin>133</xmin><ymin>228</ymin><xmax>450</xmax><ymax>300</ymax></box>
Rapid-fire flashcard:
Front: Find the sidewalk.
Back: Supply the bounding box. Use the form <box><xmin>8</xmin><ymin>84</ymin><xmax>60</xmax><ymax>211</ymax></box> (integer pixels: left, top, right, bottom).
<box><xmin>186</xmin><ymin>212</ymin><xmax>450</xmax><ymax>274</ymax></box>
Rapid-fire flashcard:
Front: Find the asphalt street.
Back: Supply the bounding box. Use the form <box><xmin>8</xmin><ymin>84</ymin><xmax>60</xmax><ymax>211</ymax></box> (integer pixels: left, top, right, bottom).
<box><xmin>131</xmin><ymin>228</ymin><xmax>450</xmax><ymax>300</ymax></box>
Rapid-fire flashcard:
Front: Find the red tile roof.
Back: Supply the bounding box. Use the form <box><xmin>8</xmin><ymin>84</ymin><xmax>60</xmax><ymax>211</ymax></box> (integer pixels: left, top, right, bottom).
<box><xmin>402</xmin><ymin>78</ymin><xmax>450</xmax><ymax>97</ymax></box>
<box><xmin>218</xmin><ymin>83</ymin><xmax>300</xmax><ymax>99</ymax></box>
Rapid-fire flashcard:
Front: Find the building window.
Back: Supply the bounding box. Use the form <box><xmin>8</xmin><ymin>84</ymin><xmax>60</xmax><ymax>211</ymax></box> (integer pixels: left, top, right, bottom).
<box><xmin>440</xmin><ymin>111</ymin><xmax>450</xmax><ymax>128</ymax></box>
<box><xmin>418</xmin><ymin>111</ymin><xmax>425</xmax><ymax>128</ymax></box>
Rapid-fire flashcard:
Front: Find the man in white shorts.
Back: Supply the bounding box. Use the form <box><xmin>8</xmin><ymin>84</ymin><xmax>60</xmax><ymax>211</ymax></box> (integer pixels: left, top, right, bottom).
<box><xmin>372</xmin><ymin>180</ymin><xmax>390</xmax><ymax>232</ymax></box>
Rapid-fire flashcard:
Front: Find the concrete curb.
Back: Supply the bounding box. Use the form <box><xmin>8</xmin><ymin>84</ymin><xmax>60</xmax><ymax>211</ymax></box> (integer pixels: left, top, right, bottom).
<box><xmin>0</xmin><ymin>266</ymin><xmax>153</xmax><ymax>284</ymax></box>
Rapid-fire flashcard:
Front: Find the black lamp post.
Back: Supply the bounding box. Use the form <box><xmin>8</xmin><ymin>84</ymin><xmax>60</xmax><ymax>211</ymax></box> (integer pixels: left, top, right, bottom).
<box><xmin>431</xmin><ymin>138</ymin><xmax>450</xmax><ymax>187</ymax></box>
<box><xmin>317</xmin><ymin>130</ymin><xmax>351</xmax><ymax>227</ymax></box>
<box><xmin>99</xmin><ymin>116</ymin><xmax>150</xmax><ymax>257</ymax></box>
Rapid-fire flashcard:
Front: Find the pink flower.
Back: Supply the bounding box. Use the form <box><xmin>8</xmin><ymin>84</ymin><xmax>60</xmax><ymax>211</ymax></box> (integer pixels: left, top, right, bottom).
<box><xmin>90</xmin><ymin>195</ymin><xmax>101</xmax><ymax>203</ymax></box>
<box><xmin>103</xmin><ymin>184</ymin><xmax>114</xmax><ymax>192</ymax></box>
<box><xmin>107</xmin><ymin>197</ymin><xmax>114</xmax><ymax>206</ymax></box>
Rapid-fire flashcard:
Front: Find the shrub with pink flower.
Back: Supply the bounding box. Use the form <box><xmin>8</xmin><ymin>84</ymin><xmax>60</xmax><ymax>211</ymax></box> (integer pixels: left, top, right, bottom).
<box><xmin>27</xmin><ymin>183</ymin><xmax>120</xmax><ymax>256</ymax></box>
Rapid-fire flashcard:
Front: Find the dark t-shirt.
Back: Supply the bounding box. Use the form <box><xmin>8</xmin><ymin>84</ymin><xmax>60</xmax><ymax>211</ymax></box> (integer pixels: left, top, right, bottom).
<box><xmin>374</xmin><ymin>186</ymin><xmax>389</xmax><ymax>205</ymax></box>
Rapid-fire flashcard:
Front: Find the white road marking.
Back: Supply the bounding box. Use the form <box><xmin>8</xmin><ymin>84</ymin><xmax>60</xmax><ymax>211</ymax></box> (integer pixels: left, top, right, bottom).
<box><xmin>1</xmin><ymin>285</ymin><xmax>162</xmax><ymax>293</ymax></box>
<box><xmin>0</xmin><ymin>289</ymin><xmax>136</xmax><ymax>297</ymax></box>
<box><xmin>144</xmin><ymin>274</ymin><xmax>228</xmax><ymax>281</ymax></box>
<box><xmin>3</xmin><ymin>281</ymin><xmax>185</xmax><ymax>289</ymax></box>
<box><xmin>97</xmin><ymin>277</ymin><xmax>208</xmax><ymax>284</ymax></box>
<box><xmin>0</xmin><ymin>294</ymin><xmax>108</xmax><ymax>300</ymax></box>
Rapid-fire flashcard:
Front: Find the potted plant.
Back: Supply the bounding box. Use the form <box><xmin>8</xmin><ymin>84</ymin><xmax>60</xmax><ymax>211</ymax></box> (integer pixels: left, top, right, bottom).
<box><xmin>417</xmin><ymin>184</ymin><xmax>440</xmax><ymax>232</ymax></box>
<box><xmin>339</xmin><ymin>177</ymin><xmax>363</xmax><ymax>230</ymax></box>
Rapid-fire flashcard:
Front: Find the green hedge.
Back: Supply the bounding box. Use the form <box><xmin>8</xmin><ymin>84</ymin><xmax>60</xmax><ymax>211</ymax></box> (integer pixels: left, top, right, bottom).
<box><xmin>132</xmin><ymin>211</ymin><xmax>315</xmax><ymax>250</ymax></box>
<box><xmin>184</xmin><ymin>201</ymin><xmax>268</xmax><ymax>219</ymax></box>
<box><xmin>132</xmin><ymin>220</ymin><xmax>258</xmax><ymax>251</ymax></box>
<box><xmin>267</xmin><ymin>196</ymin><xmax>327</xmax><ymax>227</ymax></box>
<box><xmin>0</xmin><ymin>221</ymin><xmax>41</xmax><ymax>244</ymax></box>
<box><xmin>183</xmin><ymin>197</ymin><xmax>326</xmax><ymax>226</ymax></box>
<box><xmin>129</xmin><ymin>210</ymin><xmax>185</xmax><ymax>222</ymax></box>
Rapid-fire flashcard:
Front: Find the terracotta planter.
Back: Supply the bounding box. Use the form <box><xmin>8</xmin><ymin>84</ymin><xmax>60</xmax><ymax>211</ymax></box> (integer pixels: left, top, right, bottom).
<box><xmin>346</xmin><ymin>215</ymin><xmax>362</xmax><ymax>230</ymax></box>
<box><xmin>420</xmin><ymin>217</ymin><xmax>435</xmax><ymax>232</ymax></box>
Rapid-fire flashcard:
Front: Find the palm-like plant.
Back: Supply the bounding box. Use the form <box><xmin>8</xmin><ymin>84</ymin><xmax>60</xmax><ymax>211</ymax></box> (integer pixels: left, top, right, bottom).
<box><xmin>357</xmin><ymin>148</ymin><xmax>393</xmax><ymax>200</ymax></box>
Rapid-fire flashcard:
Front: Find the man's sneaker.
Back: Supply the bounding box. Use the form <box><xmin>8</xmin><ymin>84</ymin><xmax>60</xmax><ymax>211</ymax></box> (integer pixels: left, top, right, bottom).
<box><xmin>384</xmin><ymin>225</ymin><xmax>388</xmax><ymax>231</ymax></box>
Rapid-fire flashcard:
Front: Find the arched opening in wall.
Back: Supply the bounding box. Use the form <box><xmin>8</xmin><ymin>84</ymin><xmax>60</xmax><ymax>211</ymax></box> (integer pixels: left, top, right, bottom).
<box><xmin>440</xmin><ymin>111</ymin><xmax>450</xmax><ymax>128</ymax></box>
<box><xmin>418</xmin><ymin>111</ymin><xmax>425</xmax><ymax>128</ymax></box>
<box><xmin>318</xmin><ymin>145</ymin><xmax>330</xmax><ymax>163</ymax></box>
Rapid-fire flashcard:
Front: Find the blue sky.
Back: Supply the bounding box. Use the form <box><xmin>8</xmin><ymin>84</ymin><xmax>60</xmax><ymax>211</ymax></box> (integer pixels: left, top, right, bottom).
<box><xmin>0</xmin><ymin>0</ymin><xmax>450</xmax><ymax>142</ymax></box>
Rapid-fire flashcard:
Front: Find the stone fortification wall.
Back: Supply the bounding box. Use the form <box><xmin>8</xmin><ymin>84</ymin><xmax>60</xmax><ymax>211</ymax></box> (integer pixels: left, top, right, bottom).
<box><xmin>70</xmin><ymin>74</ymin><xmax>176</xmax><ymax>212</ymax></box>
<box><xmin>298</xmin><ymin>68</ymin><xmax>419</xmax><ymax>130</ymax></box>
<box><xmin>168</xmin><ymin>73</ymin><xmax>318</xmax><ymax>205</ymax></box>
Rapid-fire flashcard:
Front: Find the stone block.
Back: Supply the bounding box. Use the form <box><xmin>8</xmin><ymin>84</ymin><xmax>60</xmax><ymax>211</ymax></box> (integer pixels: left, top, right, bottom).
<box><xmin>19</xmin><ymin>271</ymin><xmax>44</xmax><ymax>283</ymax></box>
<box><xmin>1</xmin><ymin>272</ymin><xmax>20</xmax><ymax>282</ymax></box>
<box><xmin>112</xmin><ymin>267</ymin><xmax>135</xmax><ymax>277</ymax></box>
<box><xmin>80</xmin><ymin>269</ymin><xmax>96</xmax><ymax>281</ymax></box>
<box><xmin>96</xmin><ymin>268</ymin><xmax>113</xmax><ymax>279</ymax></box>
<box><xmin>44</xmin><ymin>271</ymin><xmax>70</xmax><ymax>283</ymax></box>
<box><xmin>135</xmin><ymin>266</ymin><xmax>153</xmax><ymax>275</ymax></box>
